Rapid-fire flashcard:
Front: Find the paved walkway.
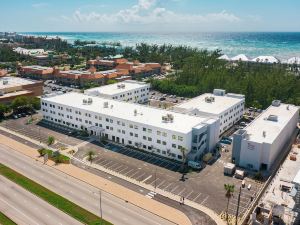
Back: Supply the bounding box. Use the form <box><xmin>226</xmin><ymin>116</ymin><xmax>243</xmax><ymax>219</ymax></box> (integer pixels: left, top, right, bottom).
<box><xmin>0</xmin><ymin>126</ymin><xmax>225</xmax><ymax>225</ymax></box>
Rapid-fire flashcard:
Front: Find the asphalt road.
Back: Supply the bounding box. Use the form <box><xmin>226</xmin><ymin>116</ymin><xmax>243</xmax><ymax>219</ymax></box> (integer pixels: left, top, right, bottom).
<box><xmin>0</xmin><ymin>144</ymin><xmax>175</xmax><ymax>225</ymax></box>
<box><xmin>0</xmin><ymin>176</ymin><xmax>82</xmax><ymax>225</ymax></box>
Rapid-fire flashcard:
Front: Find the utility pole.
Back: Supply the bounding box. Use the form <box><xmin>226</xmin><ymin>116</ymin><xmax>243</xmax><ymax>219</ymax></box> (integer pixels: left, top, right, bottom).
<box><xmin>99</xmin><ymin>190</ymin><xmax>103</xmax><ymax>225</ymax></box>
<box><xmin>235</xmin><ymin>186</ymin><xmax>242</xmax><ymax>225</ymax></box>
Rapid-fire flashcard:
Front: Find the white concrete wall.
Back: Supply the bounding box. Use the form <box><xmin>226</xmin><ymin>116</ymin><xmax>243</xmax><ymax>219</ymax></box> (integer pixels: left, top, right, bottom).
<box><xmin>41</xmin><ymin>99</ymin><xmax>200</xmax><ymax>162</ymax></box>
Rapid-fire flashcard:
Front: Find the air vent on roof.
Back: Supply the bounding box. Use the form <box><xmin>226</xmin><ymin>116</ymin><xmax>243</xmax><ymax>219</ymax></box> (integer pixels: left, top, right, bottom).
<box><xmin>162</xmin><ymin>114</ymin><xmax>174</xmax><ymax>123</ymax></box>
<box><xmin>83</xmin><ymin>98</ymin><xmax>93</xmax><ymax>105</ymax></box>
<box><xmin>205</xmin><ymin>96</ymin><xmax>215</xmax><ymax>103</ymax></box>
<box><xmin>263</xmin><ymin>131</ymin><xmax>266</xmax><ymax>138</ymax></box>
<box><xmin>134</xmin><ymin>109</ymin><xmax>137</xmax><ymax>116</ymax></box>
<box><xmin>103</xmin><ymin>101</ymin><xmax>109</xmax><ymax>108</ymax></box>
<box><xmin>117</xmin><ymin>84</ymin><xmax>125</xmax><ymax>89</ymax></box>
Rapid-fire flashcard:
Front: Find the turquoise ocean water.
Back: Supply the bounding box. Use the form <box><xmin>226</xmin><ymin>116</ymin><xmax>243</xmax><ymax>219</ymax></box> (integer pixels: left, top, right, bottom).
<box><xmin>21</xmin><ymin>32</ymin><xmax>300</xmax><ymax>60</ymax></box>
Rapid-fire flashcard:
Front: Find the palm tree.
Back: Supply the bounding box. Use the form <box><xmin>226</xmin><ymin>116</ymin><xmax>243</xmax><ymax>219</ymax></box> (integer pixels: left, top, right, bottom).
<box><xmin>180</xmin><ymin>147</ymin><xmax>187</xmax><ymax>174</ymax></box>
<box><xmin>224</xmin><ymin>184</ymin><xmax>235</xmax><ymax>223</ymax></box>
<box><xmin>86</xmin><ymin>150</ymin><xmax>95</xmax><ymax>164</ymax></box>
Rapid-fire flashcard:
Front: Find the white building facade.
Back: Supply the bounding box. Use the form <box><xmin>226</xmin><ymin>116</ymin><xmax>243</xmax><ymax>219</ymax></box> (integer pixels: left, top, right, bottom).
<box><xmin>41</xmin><ymin>93</ymin><xmax>220</xmax><ymax>162</ymax></box>
<box><xmin>84</xmin><ymin>80</ymin><xmax>150</xmax><ymax>103</ymax></box>
<box><xmin>174</xmin><ymin>89</ymin><xmax>245</xmax><ymax>135</ymax></box>
<box><xmin>232</xmin><ymin>100</ymin><xmax>299</xmax><ymax>171</ymax></box>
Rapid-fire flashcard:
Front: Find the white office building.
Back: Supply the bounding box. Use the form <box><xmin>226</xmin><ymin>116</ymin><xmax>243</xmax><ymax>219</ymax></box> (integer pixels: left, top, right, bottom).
<box><xmin>173</xmin><ymin>89</ymin><xmax>245</xmax><ymax>135</ymax></box>
<box><xmin>232</xmin><ymin>100</ymin><xmax>299</xmax><ymax>171</ymax></box>
<box><xmin>84</xmin><ymin>80</ymin><xmax>150</xmax><ymax>103</ymax></box>
<box><xmin>41</xmin><ymin>92</ymin><xmax>220</xmax><ymax>162</ymax></box>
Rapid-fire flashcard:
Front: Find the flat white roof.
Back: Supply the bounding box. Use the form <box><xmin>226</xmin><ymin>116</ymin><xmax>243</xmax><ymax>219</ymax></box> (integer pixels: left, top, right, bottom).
<box><xmin>0</xmin><ymin>77</ymin><xmax>36</xmax><ymax>89</ymax></box>
<box><xmin>43</xmin><ymin>92</ymin><xmax>214</xmax><ymax>133</ymax></box>
<box><xmin>85</xmin><ymin>80</ymin><xmax>149</xmax><ymax>96</ymax></box>
<box><xmin>175</xmin><ymin>93</ymin><xmax>244</xmax><ymax>115</ymax></box>
<box><xmin>244</xmin><ymin>103</ymin><xmax>299</xmax><ymax>144</ymax></box>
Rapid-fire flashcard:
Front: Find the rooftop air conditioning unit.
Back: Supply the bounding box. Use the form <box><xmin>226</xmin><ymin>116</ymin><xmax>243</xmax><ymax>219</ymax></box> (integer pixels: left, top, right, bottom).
<box><xmin>82</xmin><ymin>99</ymin><xmax>87</xmax><ymax>105</ymax></box>
<box><xmin>205</xmin><ymin>96</ymin><xmax>215</xmax><ymax>103</ymax></box>
<box><xmin>134</xmin><ymin>109</ymin><xmax>137</xmax><ymax>116</ymax></box>
<box><xmin>263</xmin><ymin>131</ymin><xmax>266</xmax><ymax>138</ymax></box>
<box><xmin>267</xmin><ymin>115</ymin><xmax>278</xmax><ymax>122</ymax></box>
<box><xmin>87</xmin><ymin>98</ymin><xmax>93</xmax><ymax>104</ymax></box>
<box><xmin>103</xmin><ymin>101</ymin><xmax>109</xmax><ymax>108</ymax></box>
<box><xmin>272</xmin><ymin>100</ymin><xmax>281</xmax><ymax>107</ymax></box>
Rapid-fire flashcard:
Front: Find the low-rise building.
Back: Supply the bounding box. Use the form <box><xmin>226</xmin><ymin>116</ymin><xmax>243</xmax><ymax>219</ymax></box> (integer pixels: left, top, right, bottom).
<box><xmin>232</xmin><ymin>100</ymin><xmax>299</xmax><ymax>171</ymax></box>
<box><xmin>116</xmin><ymin>61</ymin><xmax>161</xmax><ymax>78</ymax></box>
<box><xmin>84</xmin><ymin>80</ymin><xmax>150</xmax><ymax>103</ymax></box>
<box><xmin>19</xmin><ymin>65</ymin><xmax>54</xmax><ymax>80</ymax></box>
<box><xmin>174</xmin><ymin>89</ymin><xmax>245</xmax><ymax>135</ymax></box>
<box><xmin>0</xmin><ymin>76</ymin><xmax>43</xmax><ymax>103</ymax></box>
<box><xmin>41</xmin><ymin>92</ymin><xmax>220</xmax><ymax>162</ymax></box>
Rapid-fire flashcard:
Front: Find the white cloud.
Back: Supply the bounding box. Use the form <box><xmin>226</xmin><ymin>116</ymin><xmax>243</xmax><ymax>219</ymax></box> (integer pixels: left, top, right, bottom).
<box><xmin>60</xmin><ymin>0</ymin><xmax>241</xmax><ymax>31</ymax></box>
<box><xmin>32</xmin><ymin>2</ymin><xmax>48</xmax><ymax>9</ymax></box>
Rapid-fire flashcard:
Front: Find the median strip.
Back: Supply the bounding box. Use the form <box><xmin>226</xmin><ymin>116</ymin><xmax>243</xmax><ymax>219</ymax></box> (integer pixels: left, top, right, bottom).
<box><xmin>0</xmin><ymin>163</ymin><xmax>112</xmax><ymax>225</ymax></box>
<box><xmin>0</xmin><ymin>211</ymin><xmax>17</xmax><ymax>225</ymax></box>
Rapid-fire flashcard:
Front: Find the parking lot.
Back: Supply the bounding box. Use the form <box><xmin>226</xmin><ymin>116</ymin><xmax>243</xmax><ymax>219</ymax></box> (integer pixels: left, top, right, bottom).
<box><xmin>1</xmin><ymin>114</ymin><xmax>263</xmax><ymax>219</ymax></box>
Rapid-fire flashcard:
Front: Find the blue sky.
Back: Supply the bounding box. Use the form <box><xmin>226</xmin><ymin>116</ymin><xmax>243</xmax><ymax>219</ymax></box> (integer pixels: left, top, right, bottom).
<box><xmin>1</xmin><ymin>0</ymin><xmax>300</xmax><ymax>32</ymax></box>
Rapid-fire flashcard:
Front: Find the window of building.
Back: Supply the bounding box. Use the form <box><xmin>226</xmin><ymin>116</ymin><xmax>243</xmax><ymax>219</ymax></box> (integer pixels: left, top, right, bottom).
<box><xmin>162</xmin><ymin>132</ymin><xmax>167</xmax><ymax>137</ymax></box>
<box><xmin>129</xmin><ymin>124</ymin><xmax>133</xmax><ymax>128</ymax></box>
<box><xmin>148</xmin><ymin>137</ymin><xmax>152</xmax><ymax>141</ymax></box>
<box><xmin>147</xmin><ymin>129</ymin><xmax>152</xmax><ymax>133</ymax></box>
<box><xmin>162</xmin><ymin>141</ymin><xmax>166</xmax><ymax>145</ymax></box>
<box><xmin>134</xmin><ymin>133</ymin><xmax>138</xmax><ymax>137</ymax></box>
<box><xmin>157</xmin><ymin>131</ymin><xmax>161</xmax><ymax>135</ymax></box>
<box><xmin>157</xmin><ymin>140</ymin><xmax>161</xmax><ymax>144</ymax></box>
<box><xmin>143</xmin><ymin>127</ymin><xmax>146</xmax><ymax>131</ymax></box>
<box><xmin>178</xmin><ymin>136</ymin><xmax>183</xmax><ymax>141</ymax></box>
<box><xmin>178</xmin><ymin>155</ymin><xmax>182</xmax><ymax>160</ymax></box>
<box><xmin>130</xmin><ymin>132</ymin><xmax>133</xmax><ymax>136</ymax></box>
<box><xmin>172</xmin><ymin>135</ymin><xmax>176</xmax><ymax>140</ymax></box>
<box><xmin>172</xmin><ymin>144</ymin><xmax>176</xmax><ymax>148</ymax></box>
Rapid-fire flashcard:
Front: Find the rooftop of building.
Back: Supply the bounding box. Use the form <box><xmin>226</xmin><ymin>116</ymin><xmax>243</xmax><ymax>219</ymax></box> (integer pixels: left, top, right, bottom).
<box><xmin>85</xmin><ymin>80</ymin><xmax>149</xmax><ymax>96</ymax></box>
<box><xmin>22</xmin><ymin>65</ymin><xmax>53</xmax><ymax>70</ymax></box>
<box><xmin>43</xmin><ymin>92</ymin><xmax>216</xmax><ymax>133</ymax></box>
<box><xmin>175</xmin><ymin>90</ymin><xmax>245</xmax><ymax>115</ymax></box>
<box><xmin>242</xmin><ymin>101</ymin><xmax>299</xmax><ymax>144</ymax></box>
<box><xmin>0</xmin><ymin>76</ymin><xmax>37</xmax><ymax>89</ymax></box>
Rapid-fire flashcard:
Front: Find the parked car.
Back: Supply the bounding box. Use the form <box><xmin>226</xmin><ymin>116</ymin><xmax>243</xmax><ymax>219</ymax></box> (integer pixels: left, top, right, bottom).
<box><xmin>159</xmin><ymin>97</ymin><xmax>166</xmax><ymax>101</ymax></box>
<box><xmin>220</xmin><ymin>139</ymin><xmax>232</xmax><ymax>145</ymax></box>
<box><xmin>188</xmin><ymin>161</ymin><xmax>203</xmax><ymax>170</ymax></box>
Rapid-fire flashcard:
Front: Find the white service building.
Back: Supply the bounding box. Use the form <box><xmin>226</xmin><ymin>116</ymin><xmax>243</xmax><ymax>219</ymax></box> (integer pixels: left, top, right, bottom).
<box><xmin>84</xmin><ymin>80</ymin><xmax>150</xmax><ymax>103</ymax></box>
<box><xmin>232</xmin><ymin>100</ymin><xmax>299</xmax><ymax>171</ymax></box>
<box><xmin>174</xmin><ymin>89</ymin><xmax>245</xmax><ymax>135</ymax></box>
<box><xmin>41</xmin><ymin>92</ymin><xmax>220</xmax><ymax>162</ymax></box>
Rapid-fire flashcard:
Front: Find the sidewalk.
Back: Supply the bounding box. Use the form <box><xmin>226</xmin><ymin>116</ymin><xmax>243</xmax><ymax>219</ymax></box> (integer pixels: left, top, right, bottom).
<box><xmin>0</xmin><ymin>126</ymin><xmax>225</xmax><ymax>225</ymax></box>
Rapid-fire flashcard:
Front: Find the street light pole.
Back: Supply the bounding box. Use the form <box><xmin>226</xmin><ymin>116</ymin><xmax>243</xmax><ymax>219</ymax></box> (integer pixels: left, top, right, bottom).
<box><xmin>235</xmin><ymin>186</ymin><xmax>242</xmax><ymax>225</ymax></box>
<box><xmin>99</xmin><ymin>190</ymin><xmax>103</xmax><ymax>225</ymax></box>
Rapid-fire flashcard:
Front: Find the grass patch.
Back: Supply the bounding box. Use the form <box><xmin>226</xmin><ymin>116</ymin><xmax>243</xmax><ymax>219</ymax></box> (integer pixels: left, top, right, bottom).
<box><xmin>0</xmin><ymin>163</ymin><xmax>112</xmax><ymax>225</ymax></box>
<box><xmin>38</xmin><ymin>148</ymin><xmax>70</xmax><ymax>164</ymax></box>
<box><xmin>0</xmin><ymin>212</ymin><xmax>17</xmax><ymax>225</ymax></box>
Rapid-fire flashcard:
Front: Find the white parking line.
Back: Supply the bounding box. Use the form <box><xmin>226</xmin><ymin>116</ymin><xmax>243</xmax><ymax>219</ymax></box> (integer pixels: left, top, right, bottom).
<box><xmin>192</xmin><ymin>193</ymin><xmax>202</xmax><ymax>202</ymax></box>
<box><xmin>163</xmin><ymin>183</ymin><xmax>173</xmax><ymax>190</ymax></box>
<box><xmin>129</xmin><ymin>170</ymin><xmax>140</xmax><ymax>178</ymax></box>
<box><xmin>114</xmin><ymin>164</ymin><xmax>125</xmax><ymax>171</ymax></box>
<box><xmin>176</xmin><ymin>188</ymin><xmax>186</xmax><ymax>196</ymax></box>
<box><xmin>185</xmin><ymin>190</ymin><xmax>194</xmax><ymax>199</ymax></box>
<box><xmin>170</xmin><ymin>185</ymin><xmax>180</xmax><ymax>193</ymax></box>
<box><xmin>157</xmin><ymin>180</ymin><xmax>166</xmax><ymax>188</ymax></box>
<box><xmin>200</xmin><ymin>195</ymin><xmax>209</xmax><ymax>204</ymax></box>
<box><xmin>124</xmin><ymin>169</ymin><xmax>134</xmax><ymax>176</ymax></box>
<box><xmin>117</xmin><ymin>166</ymin><xmax>128</xmax><ymax>173</ymax></box>
<box><xmin>141</xmin><ymin>175</ymin><xmax>152</xmax><ymax>183</ymax></box>
<box><xmin>150</xmin><ymin>178</ymin><xmax>160</xmax><ymax>186</ymax></box>
<box><xmin>135</xmin><ymin>172</ymin><xmax>146</xmax><ymax>180</ymax></box>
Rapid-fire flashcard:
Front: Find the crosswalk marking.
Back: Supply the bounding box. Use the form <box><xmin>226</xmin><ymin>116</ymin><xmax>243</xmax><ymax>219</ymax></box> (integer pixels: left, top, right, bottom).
<box><xmin>145</xmin><ymin>191</ymin><xmax>157</xmax><ymax>199</ymax></box>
